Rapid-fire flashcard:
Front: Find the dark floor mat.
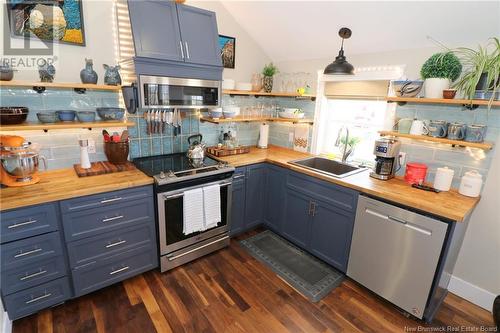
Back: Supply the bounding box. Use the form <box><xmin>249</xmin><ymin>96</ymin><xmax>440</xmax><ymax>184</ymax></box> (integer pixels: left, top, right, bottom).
<box><xmin>240</xmin><ymin>230</ymin><xmax>344</xmax><ymax>302</ymax></box>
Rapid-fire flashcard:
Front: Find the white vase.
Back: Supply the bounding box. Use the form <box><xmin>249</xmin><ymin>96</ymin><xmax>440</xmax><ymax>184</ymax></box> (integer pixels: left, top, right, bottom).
<box><xmin>424</xmin><ymin>78</ymin><xmax>451</xmax><ymax>98</ymax></box>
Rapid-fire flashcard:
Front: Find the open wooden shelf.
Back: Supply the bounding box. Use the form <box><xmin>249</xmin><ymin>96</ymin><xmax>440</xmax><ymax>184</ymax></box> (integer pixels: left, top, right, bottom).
<box><xmin>0</xmin><ymin>121</ymin><xmax>135</xmax><ymax>132</ymax></box>
<box><xmin>223</xmin><ymin>89</ymin><xmax>316</xmax><ymax>100</ymax></box>
<box><xmin>200</xmin><ymin>116</ymin><xmax>314</xmax><ymax>125</ymax></box>
<box><xmin>386</xmin><ymin>96</ymin><xmax>500</xmax><ymax>107</ymax></box>
<box><xmin>0</xmin><ymin>80</ymin><xmax>121</xmax><ymax>92</ymax></box>
<box><xmin>379</xmin><ymin>131</ymin><xmax>493</xmax><ymax>150</ymax></box>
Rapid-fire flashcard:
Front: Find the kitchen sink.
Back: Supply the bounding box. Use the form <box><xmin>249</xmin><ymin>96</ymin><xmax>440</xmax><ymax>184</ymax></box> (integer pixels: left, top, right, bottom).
<box><xmin>289</xmin><ymin>157</ymin><xmax>368</xmax><ymax>178</ymax></box>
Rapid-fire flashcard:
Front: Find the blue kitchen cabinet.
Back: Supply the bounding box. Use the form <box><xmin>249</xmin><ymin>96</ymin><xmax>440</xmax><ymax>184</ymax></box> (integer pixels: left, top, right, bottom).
<box><xmin>176</xmin><ymin>4</ymin><xmax>222</xmax><ymax>66</ymax></box>
<box><xmin>245</xmin><ymin>164</ymin><xmax>267</xmax><ymax>229</ymax></box>
<box><xmin>230</xmin><ymin>168</ymin><xmax>246</xmax><ymax>236</ymax></box>
<box><xmin>283</xmin><ymin>170</ymin><xmax>358</xmax><ymax>272</ymax></box>
<box><xmin>264</xmin><ymin>165</ymin><xmax>286</xmax><ymax>233</ymax></box>
<box><xmin>128</xmin><ymin>1</ymin><xmax>221</xmax><ymax>66</ymax></box>
<box><xmin>308</xmin><ymin>201</ymin><xmax>355</xmax><ymax>272</ymax></box>
<box><xmin>282</xmin><ymin>190</ymin><xmax>312</xmax><ymax>249</ymax></box>
<box><xmin>128</xmin><ymin>0</ymin><xmax>183</xmax><ymax>61</ymax></box>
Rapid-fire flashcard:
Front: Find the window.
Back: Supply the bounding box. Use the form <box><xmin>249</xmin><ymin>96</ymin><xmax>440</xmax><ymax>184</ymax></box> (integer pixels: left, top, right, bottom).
<box><xmin>315</xmin><ymin>99</ymin><xmax>393</xmax><ymax>165</ymax></box>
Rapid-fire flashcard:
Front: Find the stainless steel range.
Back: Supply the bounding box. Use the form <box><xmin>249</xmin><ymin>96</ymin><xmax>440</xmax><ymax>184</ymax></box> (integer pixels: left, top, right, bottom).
<box><xmin>134</xmin><ymin>153</ymin><xmax>234</xmax><ymax>272</ymax></box>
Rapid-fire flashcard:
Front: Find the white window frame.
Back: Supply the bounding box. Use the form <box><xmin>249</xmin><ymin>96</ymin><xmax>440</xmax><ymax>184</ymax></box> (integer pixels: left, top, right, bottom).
<box><xmin>311</xmin><ymin>66</ymin><xmax>406</xmax><ymax>155</ymax></box>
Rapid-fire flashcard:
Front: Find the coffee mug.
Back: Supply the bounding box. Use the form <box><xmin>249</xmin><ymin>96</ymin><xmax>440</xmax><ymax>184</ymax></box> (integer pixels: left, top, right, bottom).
<box><xmin>410</xmin><ymin>120</ymin><xmax>429</xmax><ymax>135</ymax></box>
<box><xmin>465</xmin><ymin>124</ymin><xmax>487</xmax><ymax>143</ymax></box>
<box><xmin>428</xmin><ymin>120</ymin><xmax>448</xmax><ymax>138</ymax></box>
<box><xmin>447</xmin><ymin>122</ymin><xmax>466</xmax><ymax>140</ymax></box>
<box><xmin>395</xmin><ymin>118</ymin><xmax>413</xmax><ymax>134</ymax></box>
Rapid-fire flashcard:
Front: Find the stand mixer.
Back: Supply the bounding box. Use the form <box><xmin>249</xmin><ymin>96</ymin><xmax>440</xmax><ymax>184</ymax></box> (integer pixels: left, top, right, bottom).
<box><xmin>0</xmin><ymin>135</ymin><xmax>46</xmax><ymax>187</ymax></box>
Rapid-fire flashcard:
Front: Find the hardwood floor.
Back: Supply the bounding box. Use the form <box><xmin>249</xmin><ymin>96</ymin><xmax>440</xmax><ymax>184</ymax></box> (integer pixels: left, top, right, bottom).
<box><xmin>13</xmin><ymin>230</ymin><xmax>495</xmax><ymax>333</ymax></box>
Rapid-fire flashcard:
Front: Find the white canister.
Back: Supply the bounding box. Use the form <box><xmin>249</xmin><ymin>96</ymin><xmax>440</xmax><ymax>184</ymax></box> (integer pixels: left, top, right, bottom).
<box><xmin>433</xmin><ymin>166</ymin><xmax>454</xmax><ymax>192</ymax></box>
<box><xmin>458</xmin><ymin>170</ymin><xmax>483</xmax><ymax>197</ymax></box>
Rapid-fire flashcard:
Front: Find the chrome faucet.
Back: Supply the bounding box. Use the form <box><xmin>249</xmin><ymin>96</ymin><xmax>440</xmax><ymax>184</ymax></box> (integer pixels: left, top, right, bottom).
<box><xmin>335</xmin><ymin>126</ymin><xmax>350</xmax><ymax>163</ymax></box>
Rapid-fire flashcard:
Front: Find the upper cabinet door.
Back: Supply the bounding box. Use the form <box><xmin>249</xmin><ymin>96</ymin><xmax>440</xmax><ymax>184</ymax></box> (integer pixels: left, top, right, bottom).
<box><xmin>128</xmin><ymin>0</ymin><xmax>183</xmax><ymax>61</ymax></box>
<box><xmin>176</xmin><ymin>4</ymin><xmax>222</xmax><ymax>66</ymax></box>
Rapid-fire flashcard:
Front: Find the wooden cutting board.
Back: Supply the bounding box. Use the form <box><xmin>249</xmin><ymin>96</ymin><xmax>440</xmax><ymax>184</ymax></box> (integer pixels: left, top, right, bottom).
<box><xmin>73</xmin><ymin>161</ymin><xmax>136</xmax><ymax>177</ymax></box>
<box><xmin>206</xmin><ymin>145</ymin><xmax>250</xmax><ymax>157</ymax></box>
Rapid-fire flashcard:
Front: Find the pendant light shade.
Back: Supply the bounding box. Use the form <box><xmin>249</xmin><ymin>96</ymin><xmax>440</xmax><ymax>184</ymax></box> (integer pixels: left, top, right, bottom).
<box><xmin>324</xmin><ymin>27</ymin><xmax>354</xmax><ymax>75</ymax></box>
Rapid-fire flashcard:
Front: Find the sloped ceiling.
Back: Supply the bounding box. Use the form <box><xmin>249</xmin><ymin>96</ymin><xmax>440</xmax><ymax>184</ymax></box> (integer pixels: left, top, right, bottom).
<box><xmin>220</xmin><ymin>1</ymin><xmax>500</xmax><ymax>62</ymax></box>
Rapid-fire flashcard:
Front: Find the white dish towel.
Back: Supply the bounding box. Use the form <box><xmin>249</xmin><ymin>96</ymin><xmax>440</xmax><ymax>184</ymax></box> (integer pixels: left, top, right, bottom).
<box><xmin>203</xmin><ymin>184</ymin><xmax>221</xmax><ymax>229</ymax></box>
<box><xmin>183</xmin><ymin>188</ymin><xmax>205</xmax><ymax>235</ymax></box>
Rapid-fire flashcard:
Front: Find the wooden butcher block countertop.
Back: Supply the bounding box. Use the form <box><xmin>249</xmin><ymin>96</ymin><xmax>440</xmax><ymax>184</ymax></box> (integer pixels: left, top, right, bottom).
<box><xmin>214</xmin><ymin>145</ymin><xmax>480</xmax><ymax>222</ymax></box>
<box><xmin>0</xmin><ymin>168</ymin><xmax>153</xmax><ymax>211</ymax></box>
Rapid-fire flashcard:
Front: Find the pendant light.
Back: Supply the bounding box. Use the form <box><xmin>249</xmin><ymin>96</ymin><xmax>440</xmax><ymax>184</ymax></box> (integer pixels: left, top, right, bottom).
<box><xmin>324</xmin><ymin>27</ymin><xmax>354</xmax><ymax>75</ymax></box>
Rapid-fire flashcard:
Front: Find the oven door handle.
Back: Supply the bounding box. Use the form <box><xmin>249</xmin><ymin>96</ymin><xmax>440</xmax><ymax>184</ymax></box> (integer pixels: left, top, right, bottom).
<box><xmin>164</xmin><ymin>182</ymin><xmax>232</xmax><ymax>200</ymax></box>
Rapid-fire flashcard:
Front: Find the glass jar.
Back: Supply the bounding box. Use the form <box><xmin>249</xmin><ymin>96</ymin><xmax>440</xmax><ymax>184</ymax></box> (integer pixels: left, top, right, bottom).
<box><xmin>251</xmin><ymin>73</ymin><xmax>262</xmax><ymax>92</ymax></box>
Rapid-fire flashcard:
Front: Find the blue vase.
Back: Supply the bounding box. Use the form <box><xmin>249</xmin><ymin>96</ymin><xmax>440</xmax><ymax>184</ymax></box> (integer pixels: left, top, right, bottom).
<box><xmin>80</xmin><ymin>59</ymin><xmax>98</xmax><ymax>84</ymax></box>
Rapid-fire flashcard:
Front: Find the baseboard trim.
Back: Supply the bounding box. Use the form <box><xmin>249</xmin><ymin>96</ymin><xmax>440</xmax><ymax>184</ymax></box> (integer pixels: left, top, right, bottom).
<box><xmin>448</xmin><ymin>275</ymin><xmax>496</xmax><ymax>311</ymax></box>
<box><xmin>2</xmin><ymin>312</ymin><xmax>12</xmax><ymax>333</ymax></box>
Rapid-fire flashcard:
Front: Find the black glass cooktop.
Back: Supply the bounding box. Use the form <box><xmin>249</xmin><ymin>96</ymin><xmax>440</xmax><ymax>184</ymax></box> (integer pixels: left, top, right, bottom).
<box><xmin>133</xmin><ymin>153</ymin><xmax>220</xmax><ymax>177</ymax></box>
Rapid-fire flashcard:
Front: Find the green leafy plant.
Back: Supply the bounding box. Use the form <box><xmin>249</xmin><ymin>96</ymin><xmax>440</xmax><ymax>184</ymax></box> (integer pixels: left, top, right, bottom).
<box><xmin>262</xmin><ymin>63</ymin><xmax>279</xmax><ymax>77</ymax></box>
<box><xmin>446</xmin><ymin>37</ymin><xmax>500</xmax><ymax>103</ymax></box>
<box><xmin>420</xmin><ymin>52</ymin><xmax>462</xmax><ymax>81</ymax></box>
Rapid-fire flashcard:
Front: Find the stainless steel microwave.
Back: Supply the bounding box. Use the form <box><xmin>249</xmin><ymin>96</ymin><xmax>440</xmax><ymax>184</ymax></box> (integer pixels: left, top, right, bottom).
<box><xmin>138</xmin><ymin>75</ymin><xmax>221</xmax><ymax>109</ymax></box>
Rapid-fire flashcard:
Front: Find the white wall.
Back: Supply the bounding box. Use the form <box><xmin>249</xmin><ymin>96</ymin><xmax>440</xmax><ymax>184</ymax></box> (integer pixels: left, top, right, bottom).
<box><xmin>0</xmin><ymin>0</ymin><xmax>118</xmax><ymax>83</ymax></box>
<box><xmin>189</xmin><ymin>0</ymin><xmax>271</xmax><ymax>83</ymax></box>
<box><xmin>450</xmin><ymin>136</ymin><xmax>500</xmax><ymax>309</ymax></box>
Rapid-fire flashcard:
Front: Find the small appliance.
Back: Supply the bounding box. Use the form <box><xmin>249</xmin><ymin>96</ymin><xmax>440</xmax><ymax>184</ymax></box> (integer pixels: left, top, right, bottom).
<box><xmin>405</xmin><ymin>162</ymin><xmax>428</xmax><ymax>185</ymax></box>
<box><xmin>370</xmin><ymin>137</ymin><xmax>401</xmax><ymax>180</ymax></box>
<box><xmin>0</xmin><ymin>135</ymin><xmax>46</xmax><ymax>187</ymax></box>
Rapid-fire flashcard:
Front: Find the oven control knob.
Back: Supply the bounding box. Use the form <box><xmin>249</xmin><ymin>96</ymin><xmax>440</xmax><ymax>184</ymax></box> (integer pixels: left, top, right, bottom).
<box><xmin>218</xmin><ymin>161</ymin><xmax>228</xmax><ymax>168</ymax></box>
<box><xmin>167</xmin><ymin>170</ymin><xmax>176</xmax><ymax>178</ymax></box>
<box><xmin>159</xmin><ymin>171</ymin><xmax>166</xmax><ymax>179</ymax></box>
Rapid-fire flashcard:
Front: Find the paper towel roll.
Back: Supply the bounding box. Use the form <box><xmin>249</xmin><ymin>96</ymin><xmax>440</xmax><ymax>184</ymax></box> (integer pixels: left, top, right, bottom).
<box><xmin>258</xmin><ymin>123</ymin><xmax>269</xmax><ymax>148</ymax></box>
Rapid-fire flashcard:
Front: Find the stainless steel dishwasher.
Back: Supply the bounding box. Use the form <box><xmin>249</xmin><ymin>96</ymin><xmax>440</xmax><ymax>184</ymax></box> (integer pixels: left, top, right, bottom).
<box><xmin>347</xmin><ymin>195</ymin><xmax>448</xmax><ymax>319</ymax></box>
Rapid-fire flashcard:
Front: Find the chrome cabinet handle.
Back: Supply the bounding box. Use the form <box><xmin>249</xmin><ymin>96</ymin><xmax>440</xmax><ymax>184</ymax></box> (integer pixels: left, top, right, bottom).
<box><xmin>233</xmin><ymin>174</ymin><xmax>245</xmax><ymax>180</ymax></box>
<box><xmin>100</xmin><ymin>197</ymin><xmax>122</xmax><ymax>204</ymax></box>
<box><xmin>179</xmin><ymin>41</ymin><xmax>185</xmax><ymax>59</ymax></box>
<box><xmin>308</xmin><ymin>201</ymin><xmax>313</xmax><ymax>216</ymax></box>
<box><xmin>388</xmin><ymin>215</ymin><xmax>407</xmax><ymax>225</ymax></box>
<box><xmin>8</xmin><ymin>219</ymin><xmax>38</xmax><ymax>229</ymax></box>
<box><xmin>105</xmin><ymin>240</ymin><xmax>126</xmax><ymax>248</ymax></box>
<box><xmin>26</xmin><ymin>292</ymin><xmax>52</xmax><ymax>304</ymax></box>
<box><xmin>184</xmin><ymin>42</ymin><xmax>190</xmax><ymax>59</ymax></box>
<box><xmin>102</xmin><ymin>215</ymin><xmax>124</xmax><ymax>223</ymax></box>
<box><xmin>20</xmin><ymin>269</ymin><xmax>47</xmax><ymax>281</ymax></box>
<box><xmin>15</xmin><ymin>248</ymin><xmax>42</xmax><ymax>258</ymax></box>
<box><xmin>109</xmin><ymin>266</ymin><xmax>130</xmax><ymax>275</ymax></box>
<box><xmin>311</xmin><ymin>202</ymin><xmax>317</xmax><ymax>217</ymax></box>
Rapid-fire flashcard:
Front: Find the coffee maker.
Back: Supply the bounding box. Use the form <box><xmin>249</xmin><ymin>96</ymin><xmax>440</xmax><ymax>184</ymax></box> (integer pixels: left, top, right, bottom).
<box><xmin>370</xmin><ymin>137</ymin><xmax>401</xmax><ymax>180</ymax></box>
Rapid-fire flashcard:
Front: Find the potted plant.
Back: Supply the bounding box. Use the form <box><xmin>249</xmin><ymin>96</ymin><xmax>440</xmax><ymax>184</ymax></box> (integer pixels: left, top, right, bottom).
<box><xmin>420</xmin><ymin>52</ymin><xmax>462</xmax><ymax>98</ymax></box>
<box><xmin>448</xmin><ymin>37</ymin><xmax>499</xmax><ymax>104</ymax></box>
<box><xmin>262</xmin><ymin>63</ymin><xmax>278</xmax><ymax>93</ymax></box>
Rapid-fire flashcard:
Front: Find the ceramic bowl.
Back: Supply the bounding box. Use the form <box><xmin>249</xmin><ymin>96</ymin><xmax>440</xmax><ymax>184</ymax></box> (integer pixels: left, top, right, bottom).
<box><xmin>393</xmin><ymin>80</ymin><xmax>424</xmax><ymax>97</ymax></box>
<box><xmin>0</xmin><ymin>107</ymin><xmax>29</xmax><ymax>125</ymax></box>
<box><xmin>77</xmin><ymin>111</ymin><xmax>96</xmax><ymax>123</ymax></box>
<box><xmin>56</xmin><ymin>110</ymin><xmax>76</xmax><ymax>122</ymax></box>
<box><xmin>208</xmin><ymin>108</ymin><xmax>223</xmax><ymax>118</ymax></box>
<box><xmin>37</xmin><ymin>112</ymin><xmax>58</xmax><ymax>123</ymax></box>
<box><xmin>96</xmin><ymin>107</ymin><xmax>125</xmax><ymax>121</ymax></box>
<box><xmin>443</xmin><ymin>89</ymin><xmax>457</xmax><ymax>99</ymax></box>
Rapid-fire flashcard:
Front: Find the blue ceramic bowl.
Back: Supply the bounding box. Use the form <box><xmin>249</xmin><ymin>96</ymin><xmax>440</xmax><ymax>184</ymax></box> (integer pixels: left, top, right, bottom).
<box><xmin>96</xmin><ymin>107</ymin><xmax>125</xmax><ymax>121</ymax></box>
<box><xmin>56</xmin><ymin>110</ymin><xmax>76</xmax><ymax>122</ymax></box>
<box><xmin>37</xmin><ymin>112</ymin><xmax>58</xmax><ymax>123</ymax></box>
<box><xmin>77</xmin><ymin>111</ymin><xmax>96</xmax><ymax>123</ymax></box>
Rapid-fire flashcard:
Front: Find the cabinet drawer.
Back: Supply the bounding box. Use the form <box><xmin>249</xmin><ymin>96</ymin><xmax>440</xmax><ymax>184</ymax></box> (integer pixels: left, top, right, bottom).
<box><xmin>287</xmin><ymin>171</ymin><xmax>358</xmax><ymax>212</ymax></box>
<box><xmin>1</xmin><ymin>203</ymin><xmax>59</xmax><ymax>244</ymax></box>
<box><xmin>72</xmin><ymin>244</ymin><xmax>157</xmax><ymax>297</ymax></box>
<box><xmin>4</xmin><ymin>277</ymin><xmax>71</xmax><ymax>320</ymax></box>
<box><xmin>59</xmin><ymin>186</ymin><xmax>152</xmax><ymax>214</ymax></box>
<box><xmin>1</xmin><ymin>232</ymin><xmax>63</xmax><ymax>271</ymax></box>
<box><xmin>67</xmin><ymin>222</ymin><xmax>156</xmax><ymax>268</ymax></box>
<box><xmin>1</xmin><ymin>256</ymin><xmax>66</xmax><ymax>295</ymax></box>
<box><xmin>62</xmin><ymin>197</ymin><xmax>154</xmax><ymax>241</ymax></box>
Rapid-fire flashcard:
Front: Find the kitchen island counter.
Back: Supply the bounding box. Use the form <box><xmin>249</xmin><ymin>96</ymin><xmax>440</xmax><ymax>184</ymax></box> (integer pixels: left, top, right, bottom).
<box><xmin>213</xmin><ymin>145</ymin><xmax>480</xmax><ymax>222</ymax></box>
<box><xmin>0</xmin><ymin>168</ymin><xmax>153</xmax><ymax>211</ymax></box>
